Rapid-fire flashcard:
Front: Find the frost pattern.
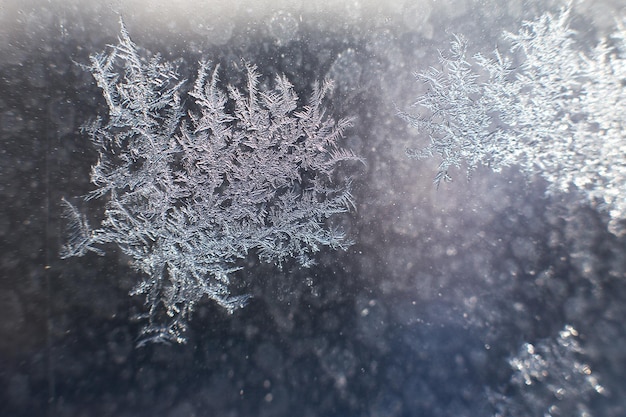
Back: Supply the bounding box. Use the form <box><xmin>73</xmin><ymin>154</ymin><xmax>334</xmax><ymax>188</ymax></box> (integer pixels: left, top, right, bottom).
<box><xmin>401</xmin><ymin>7</ymin><xmax>626</xmax><ymax>234</ymax></box>
<box><xmin>488</xmin><ymin>325</ymin><xmax>605</xmax><ymax>417</ymax></box>
<box><xmin>61</xmin><ymin>21</ymin><xmax>360</xmax><ymax>345</ymax></box>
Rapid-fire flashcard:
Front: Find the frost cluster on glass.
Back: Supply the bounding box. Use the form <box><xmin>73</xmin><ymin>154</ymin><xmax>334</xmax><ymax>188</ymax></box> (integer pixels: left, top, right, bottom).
<box><xmin>488</xmin><ymin>325</ymin><xmax>605</xmax><ymax>417</ymax></box>
<box><xmin>61</xmin><ymin>21</ymin><xmax>360</xmax><ymax>345</ymax></box>
<box><xmin>401</xmin><ymin>8</ymin><xmax>626</xmax><ymax>235</ymax></box>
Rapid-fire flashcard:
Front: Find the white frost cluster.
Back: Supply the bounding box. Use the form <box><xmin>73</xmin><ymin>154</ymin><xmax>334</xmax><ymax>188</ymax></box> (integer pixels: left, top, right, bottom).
<box><xmin>61</xmin><ymin>20</ymin><xmax>360</xmax><ymax>345</ymax></box>
<box><xmin>402</xmin><ymin>7</ymin><xmax>626</xmax><ymax>234</ymax></box>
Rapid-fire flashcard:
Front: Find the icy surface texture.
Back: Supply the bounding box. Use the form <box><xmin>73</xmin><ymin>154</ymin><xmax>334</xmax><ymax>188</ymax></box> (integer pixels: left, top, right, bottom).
<box><xmin>61</xmin><ymin>21</ymin><xmax>360</xmax><ymax>344</ymax></box>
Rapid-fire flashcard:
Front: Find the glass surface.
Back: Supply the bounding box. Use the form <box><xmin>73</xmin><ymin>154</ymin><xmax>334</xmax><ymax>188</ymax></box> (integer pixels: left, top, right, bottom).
<box><xmin>1</xmin><ymin>0</ymin><xmax>624</xmax><ymax>415</ymax></box>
